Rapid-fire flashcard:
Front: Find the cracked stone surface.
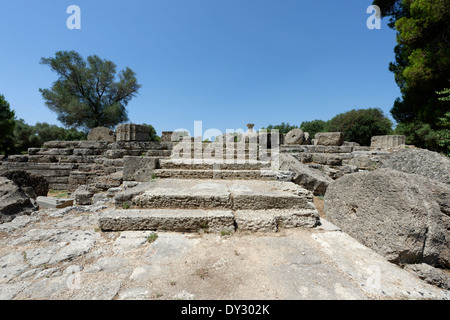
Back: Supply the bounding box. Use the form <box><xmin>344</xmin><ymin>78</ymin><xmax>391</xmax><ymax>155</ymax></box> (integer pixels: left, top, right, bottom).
<box><xmin>0</xmin><ymin>206</ymin><xmax>449</xmax><ymax>300</ymax></box>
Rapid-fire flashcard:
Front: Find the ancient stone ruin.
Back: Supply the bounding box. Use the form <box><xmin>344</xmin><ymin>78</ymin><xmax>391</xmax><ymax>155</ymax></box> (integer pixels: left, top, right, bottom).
<box><xmin>1</xmin><ymin>124</ymin><xmax>449</xmax><ymax>297</ymax></box>
<box><xmin>0</xmin><ymin>125</ymin><xmax>413</xmax><ymax>231</ymax></box>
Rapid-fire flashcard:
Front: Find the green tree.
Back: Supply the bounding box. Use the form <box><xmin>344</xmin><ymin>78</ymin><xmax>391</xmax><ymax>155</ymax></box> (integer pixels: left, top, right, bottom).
<box><xmin>0</xmin><ymin>95</ymin><xmax>16</xmax><ymax>156</ymax></box>
<box><xmin>437</xmin><ymin>81</ymin><xmax>450</xmax><ymax>101</ymax></box>
<box><xmin>39</xmin><ymin>51</ymin><xmax>141</xmax><ymax>131</ymax></box>
<box><xmin>327</xmin><ymin>108</ymin><xmax>393</xmax><ymax>146</ymax></box>
<box><xmin>142</xmin><ymin>123</ymin><xmax>161</xmax><ymax>142</ymax></box>
<box><xmin>373</xmin><ymin>0</ymin><xmax>450</xmax><ymax>152</ymax></box>
<box><xmin>395</xmin><ymin>121</ymin><xmax>441</xmax><ymax>150</ymax></box>
<box><xmin>262</xmin><ymin>122</ymin><xmax>299</xmax><ymax>134</ymax></box>
<box><xmin>33</xmin><ymin>122</ymin><xmax>87</xmax><ymax>145</ymax></box>
<box><xmin>7</xmin><ymin>119</ymin><xmax>36</xmax><ymax>154</ymax></box>
<box><xmin>300</xmin><ymin>120</ymin><xmax>328</xmax><ymax>139</ymax></box>
<box><xmin>435</xmin><ymin>81</ymin><xmax>450</xmax><ymax>155</ymax></box>
<box><xmin>6</xmin><ymin>120</ymin><xmax>87</xmax><ymax>155</ymax></box>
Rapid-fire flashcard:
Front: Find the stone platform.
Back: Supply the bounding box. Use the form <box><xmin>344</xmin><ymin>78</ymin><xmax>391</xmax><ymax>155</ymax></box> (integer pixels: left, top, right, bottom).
<box><xmin>100</xmin><ymin>179</ymin><xmax>319</xmax><ymax>232</ymax></box>
<box><xmin>154</xmin><ymin>159</ymin><xmax>291</xmax><ymax>181</ymax></box>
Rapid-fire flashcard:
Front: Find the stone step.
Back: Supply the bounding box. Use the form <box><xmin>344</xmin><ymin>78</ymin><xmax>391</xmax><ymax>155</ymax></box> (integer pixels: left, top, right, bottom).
<box><xmin>159</xmin><ymin>159</ymin><xmax>272</xmax><ymax>170</ymax></box>
<box><xmin>98</xmin><ymin>208</ymin><xmax>319</xmax><ymax>232</ymax></box>
<box><xmin>115</xmin><ymin>179</ymin><xmax>314</xmax><ymax>211</ymax></box>
<box><xmin>172</xmin><ymin>151</ymin><xmax>269</xmax><ymax>159</ymax></box>
<box><xmin>146</xmin><ymin>150</ymin><xmax>172</xmax><ymax>157</ymax></box>
<box><xmin>234</xmin><ymin>209</ymin><xmax>320</xmax><ymax>232</ymax></box>
<box><xmin>153</xmin><ymin>169</ymin><xmax>281</xmax><ymax>180</ymax></box>
<box><xmin>99</xmin><ymin>209</ymin><xmax>235</xmax><ymax>232</ymax></box>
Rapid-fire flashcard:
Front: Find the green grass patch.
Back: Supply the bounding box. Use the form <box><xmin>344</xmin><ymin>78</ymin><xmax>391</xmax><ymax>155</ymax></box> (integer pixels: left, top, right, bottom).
<box><xmin>48</xmin><ymin>189</ymin><xmax>69</xmax><ymax>199</ymax></box>
<box><xmin>147</xmin><ymin>233</ymin><xmax>158</xmax><ymax>243</ymax></box>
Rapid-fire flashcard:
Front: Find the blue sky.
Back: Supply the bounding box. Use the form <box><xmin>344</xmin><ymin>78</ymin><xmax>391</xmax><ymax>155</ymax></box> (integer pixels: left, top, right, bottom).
<box><xmin>0</xmin><ymin>0</ymin><xmax>400</xmax><ymax>136</ymax></box>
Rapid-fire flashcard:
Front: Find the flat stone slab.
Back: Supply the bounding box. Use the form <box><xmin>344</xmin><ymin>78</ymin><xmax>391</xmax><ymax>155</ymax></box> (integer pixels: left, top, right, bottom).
<box><xmin>99</xmin><ymin>208</ymin><xmax>320</xmax><ymax>233</ymax></box>
<box><xmin>99</xmin><ymin>209</ymin><xmax>235</xmax><ymax>232</ymax></box>
<box><xmin>153</xmin><ymin>169</ymin><xmax>280</xmax><ymax>180</ymax></box>
<box><xmin>1</xmin><ymin>208</ymin><xmax>449</xmax><ymax>300</ymax></box>
<box><xmin>159</xmin><ymin>159</ymin><xmax>272</xmax><ymax>170</ymax></box>
<box><xmin>234</xmin><ymin>209</ymin><xmax>320</xmax><ymax>232</ymax></box>
<box><xmin>36</xmin><ymin>196</ymin><xmax>74</xmax><ymax>209</ymax></box>
<box><xmin>120</xmin><ymin>179</ymin><xmax>315</xmax><ymax>211</ymax></box>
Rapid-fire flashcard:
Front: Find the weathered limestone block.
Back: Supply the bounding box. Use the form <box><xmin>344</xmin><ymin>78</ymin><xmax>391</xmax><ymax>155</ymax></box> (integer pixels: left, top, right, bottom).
<box><xmin>161</xmin><ymin>131</ymin><xmax>174</xmax><ymax>142</ymax></box>
<box><xmin>93</xmin><ymin>172</ymin><xmax>123</xmax><ymax>190</ymax></box>
<box><xmin>36</xmin><ymin>196</ymin><xmax>73</xmax><ymax>209</ymax></box>
<box><xmin>98</xmin><ymin>209</ymin><xmax>235</xmax><ymax>233</ymax></box>
<box><xmin>116</xmin><ymin>124</ymin><xmax>150</xmax><ymax>142</ymax></box>
<box><xmin>371</xmin><ymin>135</ymin><xmax>405</xmax><ymax>149</ymax></box>
<box><xmin>7</xmin><ymin>155</ymin><xmax>28</xmax><ymax>162</ymax></box>
<box><xmin>123</xmin><ymin>156</ymin><xmax>160</xmax><ymax>182</ymax></box>
<box><xmin>59</xmin><ymin>156</ymin><xmax>98</xmax><ymax>164</ymax></box>
<box><xmin>28</xmin><ymin>148</ymin><xmax>41</xmax><ymax>155</ymax></box>
<box><xmin>311</xmin><ymin>154</ymin><xmax>343</xmax><ymax>166</ymax></box>
<box><xmin>353</xmin><ymin>146</ymin><xmax>371</xmax><ymax>151</ymax></box>
<box><xmin>36</xmin><ymin>148</ymin><xmax>73</xmax><ymax>156</ymax></box>
<box><xmin>0</xmin><ymin>170</ymin><xmax>49</xmax><ymax>199</ymax></box>
<box><xmin>72</xmin><ymin>148</ymin><xmax>104</xmax><ymax>156</ymax></box>
<box><xmin>105</xmin><ymin>149</ymin><xmax>127</xmax><ymax>159</ymax></box>
<box><xmin>79</xmin><ymin>141</ymin><xmax>109</xmax><ymax>150</ymax></box>
<box><xmin>234</xmin><ymin>209</ymin><xmax>319</xmax><ymax>232</ymax></box>
<box><xmin>318</xmin><ymin>164</ymin><xmax>358</xmax><ymax>180</ymax></box>
<box><xmin>302</xmin><ymin>132</ymin><xmax>311</xmax><ymax>145</ymax></box>
<box><xmin>27</xmin><ymin>156</ymin><xmax>58</xmax><ymax>163</ymax></box>
<box><xmin>45</xmin><ymin>176</ymin><xmax>69</xmax><ymax>184</ymax></box>
<box><xmin>147</xmin><ymin>150</ymin><xmax>172</xmax><ymax>157</ymax></box>
<box><xmin>68</xmin><ymin>171</ymin><xmax>98</xmax><ymax>190</ymax></box>
<box><xmin>161</xmin><ymin>131</ymin><xmax>191</xmax><ymax>143</ymax></box>
<box><xmin>76</xmin><ymin>164</ymin><xmax>104</xmax><ymax>172</ymax></box>
<box><xmin>313</xmin><ymin>146</ymin><xmax>353</xmax><ymax>153</ymax></box>
<box><xmin>314</xmin><ymin>132</ymin><xmax>344</xmax><ymax>146</ymax></box>
<box><xmin>87</xmin><ymin>127</ymin><xmax>116</xmax><ymax>142</ymax></box>
<box><xmin>101</xmin><ymin>159</ymin><xmax>124</xmax><ymax>167</ymax></box>
<box><xmin>71</xmin><ymin>185</ymin><xmax>97</xmax><ymax>205</ymax></box>
<box><xmin>0</xmin><ymin>177</ymin><xmax>37</xmax><ymax>223</ymax></box>
<box><xmin>279</xmin><ymin>154</ymin><xmax>333</xmax><ymax>196</ymax></box>
<box><xmin>343</xmin><ymin>141</ymin><xmax>360</xmax><ymax>147</ymax></box>
<box><xmin>294</xmin><ymin>153</ymin><xmax>313</xmax><ymax>163</ymax></box>
<box><xmin>285</xmin><ymin>129</ymin><xmax>305</xmax><ymax>145</ymax></box>
<box><xmin>325</xmin><ymin>168</ymin><xmax>450</xmax><ymax>267</ymax></box>
<box><xmin>43</xmin><ymin>141</ymin><xmax>82</xmax><ymax>149</ymax></box>
<box><xmin>405</xmin><ymin>264</ymin><xmax>450</xmax><ymax>290</ymax></box>
<box><xmin>378</xmin><ymin>148</ymin><xmax>450</xmax><ymax>185</ymax></box>
<box><xmin>343</xmin><ymin>154</ymin><xmax>379</xmax><ymax>170</ymax></box>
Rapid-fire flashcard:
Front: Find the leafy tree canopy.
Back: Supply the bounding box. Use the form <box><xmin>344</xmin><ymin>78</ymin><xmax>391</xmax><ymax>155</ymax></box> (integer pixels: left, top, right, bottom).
<box><xmin>0</xmin><ymin>94</ymin><xmax>15</xmax><ymax>138</ymax></box>
<box><xmin>300</xmin><ymin>120</ymin><xmax>328</xmax><ymax>139</ymax></box>
<box><xmin>40</xmin><ymin>51</ymin><xmax>141</xmax><ymax>131</ymax></box>
<box><xmin>327</xmin><ymin>108</ymin><xmax>393</xmax><ymax>146</ymax></box>
<box><xmin>262</xmin><ymin>122</ymin><xmax>299</xmax><ymax>134</ymax></box>
<box><xmin>141</xmin><ymin>123</ymin><xmax>161</xmax><ymax>142</ymax></box>
<box><xmin>373</xmin><ymin>0</ymin><xmax>450</xmax><ymax>153</ymax></box>
<box><xmin>3</xmin><ymin>119</ymin><xmax>87</xmax><ymax>155</ymax></box>
<box><xmin>0</xmin><ymin>94</ymin><xmax>16</xmax><ymax>156</ymax></box>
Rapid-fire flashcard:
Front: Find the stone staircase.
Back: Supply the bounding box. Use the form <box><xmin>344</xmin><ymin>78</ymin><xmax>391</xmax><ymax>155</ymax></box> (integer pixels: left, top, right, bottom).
<box><xmin>153</xmin><ymin>159</ymin><xmax>286</xmax><ymax>180</ymax></box>
<box><xmin>99</xmin><ymin>141</ymin><xmax>320</xmax><ymax>233</ymax></box>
